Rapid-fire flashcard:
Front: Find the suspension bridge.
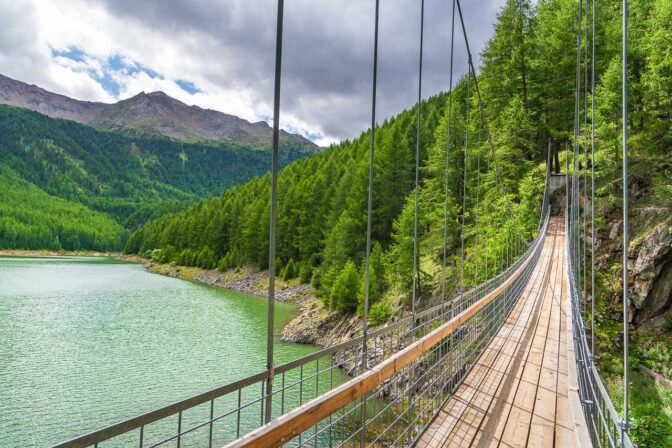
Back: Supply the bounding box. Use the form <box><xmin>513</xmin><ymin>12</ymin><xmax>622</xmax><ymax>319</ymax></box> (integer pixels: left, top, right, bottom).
<box><xmin>53</xmin><ymin>0</ymin><xmax>636</xmax><ymax>446</ymax></box>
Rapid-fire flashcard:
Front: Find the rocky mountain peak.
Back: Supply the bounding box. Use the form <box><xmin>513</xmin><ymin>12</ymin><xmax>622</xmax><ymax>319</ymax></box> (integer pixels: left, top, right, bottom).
<box><xmin>0</xmin><ymin>74</ymin><xmax>318</xmax><ymax>150</ymax></box>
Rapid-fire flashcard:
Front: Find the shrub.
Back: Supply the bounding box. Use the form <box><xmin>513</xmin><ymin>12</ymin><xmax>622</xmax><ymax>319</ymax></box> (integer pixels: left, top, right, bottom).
<box><xmin>299</xmin><ymin>264</ymin><xmax>313</xmax><ymax>284</ymax></box>
<box><xmin>330</xmin><ymin>261</ymin><xmax>360</xmax><ymax>313</ymax></box>
<box><xmin>357</xmin><ymin>242</ymin><xmax>386</xmax><ymax>315</ymax></box>
<box><xmin>218</xmin><ymin>252</ymin><xmax>232</xmax><ymax>272</ymax></box>
<box><xmin>310</xmin><ymin>269</ymin><xmax>321</xmax><ymax>291</ymax></box>
<box><xmin>282</xmin><ymin>258</ymin><xmax>296</xmax><ymax>281</ymax></box>
<box><xmin>368</xmin><ymin>300</ymin><xmax>392</xmax><ymax>326</ymax></box>
<box><xmin>197</xmin><ymin>247</ymin><xmax>216</xmax><ymax>269</ymax></box>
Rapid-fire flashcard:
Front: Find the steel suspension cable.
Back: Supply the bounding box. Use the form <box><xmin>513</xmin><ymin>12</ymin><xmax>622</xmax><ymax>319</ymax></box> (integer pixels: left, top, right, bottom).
<box><xmin>485</xmin><ymin>147</ymin><xmax>493</xmax><ymax>281</ymax></box>
<box><xmin>264</xmin><ymin>0</ymin><xmax>284</xmax><ymax>424</ymax></box>
<box><xmin>441</xmin><ymin>0</ymin><xmax>457</xmax><ymax>307</ymax></box>
<box><xmin>475</xmin><ymin>106</ymin><xmax>482</xmax><ymax>284</ymax></box>
<box><xmin>361</xmin><ymin>0</ymin><xmax>380</xmax><ymax>374</ymax></box>
<box><xmin>411</xmin><ymin>0</ymin><xmax>424</xmax><ymax>316</ymax></box>
<box><xmin>460</xmin><ymin>68</ymin><xmax>470</xmax><ymax>298</ymax></box>
<box><xmin>455</xmin><ymin>0</ymin><xmax>528</xmax><ymax>249</ymax></box>
<box><xmin>622</xmin><ymin>0</ymin><xmax>630</xmax><ymax>437</ymax></box>
<box><xmin>359</xmin><ymin>2</ymin><xmax>379</xmax><ymax>440</ymax></box>
<box><xmin>583</xmin><ymin>0</ymin><xmax>589</xmax><ymax>308</ymax></box>
<box><xmin>590</xmin><ymin>0</ymin><xmax>596</xmax><ymax>357</ymax></box>
<box><xmin>574</xmin><ymin>0</ymin><xmax>582</xmax><ymax>290</ymax></box>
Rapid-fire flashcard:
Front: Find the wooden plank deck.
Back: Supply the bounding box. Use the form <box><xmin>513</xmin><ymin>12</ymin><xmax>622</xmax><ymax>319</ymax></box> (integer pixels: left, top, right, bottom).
<box><xmin>417</xmin><ymin>217</ymin><xmax>587</xmax><ymax>448</ymax></box>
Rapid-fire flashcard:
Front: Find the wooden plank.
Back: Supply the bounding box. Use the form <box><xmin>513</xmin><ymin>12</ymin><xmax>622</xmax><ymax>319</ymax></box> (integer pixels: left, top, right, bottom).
<box><xmin>418</xmin><ymin>221</ymin><xmax>558</xmax><ymax>448</ymax></box>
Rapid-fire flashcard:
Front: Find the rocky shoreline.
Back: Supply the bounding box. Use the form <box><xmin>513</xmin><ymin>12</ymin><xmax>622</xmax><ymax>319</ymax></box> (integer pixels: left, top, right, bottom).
<box><xmin>120</xmin><ymin>255</ymin><xmax>362</xmax><ymax>348</ymax></box>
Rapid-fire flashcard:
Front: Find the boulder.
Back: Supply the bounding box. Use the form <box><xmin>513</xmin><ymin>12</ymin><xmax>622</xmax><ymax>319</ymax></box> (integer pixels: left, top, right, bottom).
<box><xmin>609</xmin><ymin>220</ymin><xmax>622</xmax><ymax>240</ymax></box>
<box><xmin>631</xmin><ymin>217</ymin><xmax>672</xmax><ymax>323</ymax></box>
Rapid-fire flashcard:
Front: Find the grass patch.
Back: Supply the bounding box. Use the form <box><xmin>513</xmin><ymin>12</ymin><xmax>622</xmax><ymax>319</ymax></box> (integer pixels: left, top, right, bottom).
<box><xmin>606</xmin><ymin>371</ymin><xmax>672</xmax><ymax>447</ymax></box>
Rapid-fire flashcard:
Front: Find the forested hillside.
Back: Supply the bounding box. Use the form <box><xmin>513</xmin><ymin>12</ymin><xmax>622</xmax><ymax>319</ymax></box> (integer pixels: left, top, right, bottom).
<box><xmin>0</xmin><ymin>105</ymin><xmax>314</xmax><ymax>251</ymax></box>
<box><xmin>0</xmin><ymin>165</ymin><xmax>126</xmax><ymax>251</ymax></box>
<box><xmin>125</xmin><ymin>0</ymin><xmax>672</xmax><ymax>444</ymax></box>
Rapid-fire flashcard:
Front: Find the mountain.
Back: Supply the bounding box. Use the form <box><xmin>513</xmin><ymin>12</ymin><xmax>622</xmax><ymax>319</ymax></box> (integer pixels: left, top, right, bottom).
<box><xmin>0</xmin><ymin>74</ymin><xmax>317</xmax><ymax>149</ymax></box>
<box><xmin>0</xmin><ymin>105</ymin><xmax>314</xmax><ymax>250</ymax></box>
<box><xmin>0</xmin><ymin>74</ymin><xmax>104</xmax><ymax>123</ymax></box>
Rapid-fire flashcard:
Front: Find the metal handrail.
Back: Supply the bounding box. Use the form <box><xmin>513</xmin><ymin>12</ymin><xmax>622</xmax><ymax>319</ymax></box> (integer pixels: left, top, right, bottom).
<box><xmin>226</xmin><ymin>212</ymin><xmax>550</xmax><ymax>447</ymax></box>
<box><xmin>566</xmin><ymin>184</ymin><xmax>635</xmax><ymax>448</ymax></box>
<box><xmin>53</xmin><ymin>168</ymin><xmax>552</xmax><ymax>448</ymax></box>
<box><xmin>53</xmin><ymin>216</ymin><xmax>546</xmax><ymax>448</ymax></box>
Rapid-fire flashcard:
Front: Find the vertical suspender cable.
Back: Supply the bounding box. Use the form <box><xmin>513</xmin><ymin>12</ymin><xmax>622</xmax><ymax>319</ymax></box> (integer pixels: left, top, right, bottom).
<box><xmin>622</xmin><ymin>0</ymin><xmax>630</xmax><ymax>438</ymax></box>
<box><xmin>411</xmin><ymin>0</ymin><xmax>424</xmax><ymax>317</ymax></box>
<box><xmin>461</xmin><ymin>67</ymin><xmax>470</xmax><ymax>300</ymax></box>
<box><xmin>408</xmin><ymin>1</ymin><xmax>424</xmax><ymax>438</ymax></box>
<box><xmin>566</xmin><ymin>140</ymin><xmax>569</xmax><ymax>238</ymax></box>
<box><xmin>583</xmin><ymin>1</ymin><xmax>589</xmax><ymax>304</ymax></box>
<box><xmin>441</xmin><ymin>0</ymin><xmax>457</xmax><ymax>309</ymax></box>
<box><xmin>455</xmin><ymin>0</ymin><xmax>528</xmax><ymax>250</ymax></box>
<box><xmin>485</xmin><ymin>147</ymin><xmax>490</xmax><ymax>281</ymax></box>
<box><xmin>265</xmin><ymin>0</ymin><xmax>284</xmax><ymax>424</ymax></box>
<box><xmin>591</xmin><ymin>0</ymin><xmax>596</xmax><ymax>357</ymax></box>
<box><xmin>359</xmin><ymin>2</ymin><xmax>379</xmax><ymax>441</ymax></box>
<box><xmin>475</xmin><ymin>108</ymin><xmax>481</xmax><ymax>284</ymax></box>
<box><xmin>361</xmin><ymin>0</ymin><xmax>379</xmax><ymax>375</ymax></box>
<box><xmin>574</xmin><ymin>0</ymin><xmax>582</xmax><ymax>291</ymax></box>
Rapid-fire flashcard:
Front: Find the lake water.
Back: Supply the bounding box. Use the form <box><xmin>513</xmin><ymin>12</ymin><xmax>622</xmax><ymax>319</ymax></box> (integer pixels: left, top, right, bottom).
<box><xmin>0</xmin><ymin>256</ymin><xmax>318</xmax><ymax>447</ymax></box>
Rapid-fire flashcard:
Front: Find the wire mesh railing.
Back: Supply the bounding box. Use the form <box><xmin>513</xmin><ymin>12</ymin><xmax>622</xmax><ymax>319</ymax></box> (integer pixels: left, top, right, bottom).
<box><xmin>225</xmin><ymin>206</ymin><xmax>550</xmax><ymax>447</ymax></box>
<box><xmin>567</xmin><ymin>170</ymin><xmax>635</xmax><ymax>448</ymax></box>
<box><xmin>53</xmin><ymin>205</ymin><xmax>549</xmax><ymax>448</ymax></box>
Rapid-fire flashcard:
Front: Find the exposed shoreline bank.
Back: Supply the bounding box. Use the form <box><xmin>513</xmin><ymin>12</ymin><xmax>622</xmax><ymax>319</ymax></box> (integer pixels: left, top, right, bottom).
<box><xmin>120</xmin><ymin>255</ymin><xmax>362</xmax><ymax>348</ymax></box>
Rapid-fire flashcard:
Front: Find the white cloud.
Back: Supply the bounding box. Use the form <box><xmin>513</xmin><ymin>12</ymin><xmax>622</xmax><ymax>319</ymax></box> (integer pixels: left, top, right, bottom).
<box><xmin>0</xmin><ymin>0</ymin><xmax>506</xmax><ymax>144</ymax></box>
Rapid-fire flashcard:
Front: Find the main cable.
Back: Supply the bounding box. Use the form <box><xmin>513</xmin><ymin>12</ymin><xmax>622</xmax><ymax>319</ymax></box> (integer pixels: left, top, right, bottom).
<box><xmin>455</xmin><ymin>0</ymin><xmax>528</xmax><ymax>249</ymax></box>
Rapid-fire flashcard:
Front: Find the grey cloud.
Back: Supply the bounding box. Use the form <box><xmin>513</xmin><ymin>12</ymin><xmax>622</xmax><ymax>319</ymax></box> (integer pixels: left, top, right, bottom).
<box><xmin>47</xmin><ymin>0</ymin><xmax>507</xmax><ymax>141</ymax></box>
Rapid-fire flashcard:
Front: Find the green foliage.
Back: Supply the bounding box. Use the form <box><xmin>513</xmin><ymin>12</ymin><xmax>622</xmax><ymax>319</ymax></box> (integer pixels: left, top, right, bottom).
<box><xmin>281</xmin><ymin>258</ymin><xmax>297</xmax><ymax>281</ymax></box>
<box><xmin>607</xmin><ymin>372</ymin><xmax>672</xmax><ymax>448</ymax></box>
<box><xmin>118</xmin><ymin>0</ymin><xmax>672</xmax><ymax>442</ymax></box>
<box><xmin>329</xmin><ymin>261</ymin><xmax>360</xmax><ymax>313</ymax></box>
<box><xmin>197</xmin><ymin>247</ymin><xmax>216</xmax><ymax>269</ymax></box>
<box><xmin>0</xmin><ymin>165</ymin><xmax>127</xmax><ymax>251</ymax></box>
<box><xmin>357</xmin><ymin>242</ymin><xmax>386</xmax><ymax>316</ymax></box>
<box><xmin>274</xmin><ymin>257</ymin><xmax>282</xmax><ymax>277</ymax></box>
<box><xmin>218</xmin><ymin>248</ymin><xmax>241</xmax><ymax>272</ymax></box>
<box><xmin>299</xmin><ymin>264</ymin><xmax>313</xmax><ymax>284</ymax></box>
<box><xmin>368</xmin><ymin>300</ymin><xmax>392</xmax><ymax>326</ymax></box>
<box><xmin>0</xmin><ymin>105</ymin><xmax>311</xmax><ymax>249</ymax></box>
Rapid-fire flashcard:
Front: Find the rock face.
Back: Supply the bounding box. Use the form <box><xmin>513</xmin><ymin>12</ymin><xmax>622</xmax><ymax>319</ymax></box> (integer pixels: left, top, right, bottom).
<box><xmin>0</xmin><ymin>74</ymin><xmax>104</xmax><ymax>123</ymax></box>
<box><xmin>91</xmin><ymin>91</ymin><xmax>317</xmax><ymax>149</ymax></box>
<box><xmin>0</xmin><ymin>74</ymin><xmax>317</xmax><ymax>150</ymax></box>
<box><xmin>281</xmin><ymin>301</ymin><xmax>360</xmax><ymax>346</ymax></box>
<box><xmin>631</xmin><ymin>216</ymin><xmax>672</xmax><ymax>324</ymax></box>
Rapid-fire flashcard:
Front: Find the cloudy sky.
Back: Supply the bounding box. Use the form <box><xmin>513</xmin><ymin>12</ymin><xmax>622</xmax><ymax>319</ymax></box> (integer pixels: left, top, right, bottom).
<box><xmin>0</xmin><ymin>0</ymin><xmax>505</xmax><ymax>146</ymax></box>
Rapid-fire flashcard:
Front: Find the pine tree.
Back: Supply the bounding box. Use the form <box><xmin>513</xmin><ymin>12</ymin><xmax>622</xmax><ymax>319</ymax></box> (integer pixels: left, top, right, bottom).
<box><xmin>330</xmin><ymin>261</ymin><xmax>360</xmax><ymax>313</ymax></box>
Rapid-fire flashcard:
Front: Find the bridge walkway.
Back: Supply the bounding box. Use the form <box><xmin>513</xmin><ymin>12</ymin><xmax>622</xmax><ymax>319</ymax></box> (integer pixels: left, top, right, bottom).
<box><xmin>418</xmin><ymin>217</ymin><xmax>588</xmax><ymax>448</ymax></box>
